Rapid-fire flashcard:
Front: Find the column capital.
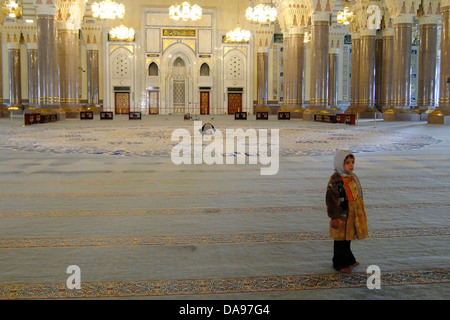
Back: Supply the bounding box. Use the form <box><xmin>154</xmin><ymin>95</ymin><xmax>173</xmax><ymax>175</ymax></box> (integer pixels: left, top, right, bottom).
<box><xmin>381</xmin><ymin>28</ymin><xmax>394</xmax><ymax>37</ymax></box>
<box><xmin>329</xmin><ymin>48</ymin><xmax>339</xmax><ymax>54</ymax></box>
<box><xmin>34</xmin><ymin>0</ymin><xmax>57</xmax><ymax>16</ymax></box>
<box><xmin>56</xmin><ymin>0</ymin><xmax>86</xmax><ymax>30</ymax></box>
<box><xmin>360</xmin><ymin>29</ymin><xmax>377</xmax><ymax>37</ymax></box>
<box><xmin>275</xmin><ymin>0</ymin><xmax>313</xmax><ymax>32</ymax></box>
<box><xmin>418</xmin><ymin>15</ymin><xmax>441</xmax><ymax>25</ymax></box>
<box><xmin>311</xmin><ymin>12</ymin><xmax>330</xmax><ymax>23</ymax></box>
<box><xmin>391</xmin><ymin>15</ymin><xmax>415</xmax><ymax>25</ymax></box>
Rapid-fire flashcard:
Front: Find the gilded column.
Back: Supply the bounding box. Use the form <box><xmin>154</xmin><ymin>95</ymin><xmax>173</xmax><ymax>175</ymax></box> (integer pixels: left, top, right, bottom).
<box><xmin>275</xmin><ymin>0</ymin><xmax>313</xmax><ymax>117</ymax></box>
<box><xmin>380</xmin><ymin>28</ymin><xmax>394</xmax><ymax>112</ymax></box>
<box><xmin>254</xmin><ymin>25</ymin><xmax>274</xmax><ymax>113</ymax></box>
<box><xmin>374</xmin><ymin>33</ymin><xmax>383</xmax><ymax>110</ymax></box>
<box><xmin>24</xmin><ymin>31</ymin><xmax>39</xmax><ymax>111</ymax></box>
<box><xmin>303</xmin><ymin>12</ymin><xmax>330</xmax><ymax>121</ymax></box>
<box><xmin>0</xmin><ymin>30</ymin><xmax>4</xmax><ymax>116</ymax></box>
<box><xmin>348</xmin><ymin>32</ymin><xmax>360</xmax><ymax>113</ymax></box>
<box><xmin>358</xmin><ymin>29</ymin><xmax>377</xmax><ymax>113</ymax></box>
<box><xmin>57</xmin><ymin>0</ymin><xmax>86</xmax><ymax>118</ymax></box>
<box><xmin>87</xmin><ymin>44</ymin><xmax>100</xmax><ymax>110</ymax></box>
<box><xmin>328</xmin><ymin>48</ymin><xmax>339</xmax><ymax>108</ymax></box>
<box><xmin>282</xmin><ymin>31</ymin><xmax>293</xmax><ymax>111</ymax></box>
<box><xmin>280</xmin><ymin>27</ymin><xmax>305</xmax><ymax>117</ymax></box>
<box><xmin>34</xmin><ymin>0</ymin><xmax>60</xmax><ymax>114</ymax></box>
<box><xmin>7</xmin><ymin>41</ymin><xmax>22</xmax><ymax>110</ymax></box>
<box><xmin>384</xmin><ymin>0</ymin><xmax>419</xmax><ymax>120</ymax></box>
<box><xmin>417</xmin><ymin>15</ymin><xmax>439</xmax><ymax>116</ymax></box>
<box><xmin>256</xmin><ymin>48</ymin><xmax>269</xmax><ymax>111</ymax></box>
<box><xmin>429</xmin><ymin>0</ymin><xmax>450</xmax><ymax>124</ymax></box>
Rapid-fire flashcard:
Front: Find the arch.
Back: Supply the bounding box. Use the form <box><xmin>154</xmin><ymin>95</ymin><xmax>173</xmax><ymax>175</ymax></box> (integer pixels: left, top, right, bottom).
<box><xmin>149</xmin><ymin>62</ymin><xmax>159</xmax><ymax>76</ymax></box>
<box><xmin>200</xmin><ymin>63</ymin><xmax>210</xmax><ymax>76</ymax></box>
<box><xmin>161</xmin><ymin>43</ymin><xmax>198</xmax><ymax>114</ymax></box>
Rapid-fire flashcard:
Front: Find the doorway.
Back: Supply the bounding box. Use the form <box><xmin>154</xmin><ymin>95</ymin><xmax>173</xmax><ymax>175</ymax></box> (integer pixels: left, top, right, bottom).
<box><xmin>200</xmin><ymin>91</ymin><xmax>210</xmax><ymax>115</ymax></box>
<box><xmin>115</xmin><ymin>92</ymin><xmax>130</xmax><ymax>114</ymax></box>
<box><xmin>227</xmin><ymin>93</ymin><xmax>242</xmax><ymax>114</ymax></box>
<box><xmin>149</xmin><ymin>90</ymin><xmax>159</xmax><ymax>114</ymax></box>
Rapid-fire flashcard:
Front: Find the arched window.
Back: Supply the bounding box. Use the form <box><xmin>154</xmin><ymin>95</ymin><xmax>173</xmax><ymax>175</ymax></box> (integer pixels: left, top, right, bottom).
<box><xmin>200</xmin><ymin>63</ymin><xmax>210</xmax><ymax>76</ymax></box>
<box><xmin>149</xmin><ymin>62</ymin><xmax>158</xmax><ymax>76</ymax></box>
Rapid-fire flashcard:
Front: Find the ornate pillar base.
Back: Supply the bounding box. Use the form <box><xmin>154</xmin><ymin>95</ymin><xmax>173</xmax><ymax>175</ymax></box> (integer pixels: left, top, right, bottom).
<box><xmin>383</xmin><ymin>108</ymin><xmax>421</xmax><ymax>121</ymax></box>
<box><xmin>428</xmin><ymin>110</ymin><xmax>450</xmax><ymax>125</ymax></box>
<box><xmin>303</xmin><ymin>108</ymin><xmax>335</xmax><ymax>121</ymax></box>
<box><xmin>278</xmin><ymin>101</ymin><xmax>304</xmax><ymax>118</ymax></box>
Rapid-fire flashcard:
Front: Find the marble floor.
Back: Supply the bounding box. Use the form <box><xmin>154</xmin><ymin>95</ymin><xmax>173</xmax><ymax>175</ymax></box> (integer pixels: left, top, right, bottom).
<box><xmin>0</xmin><ymin>114</ymin><xmax>448</xmax><ymax>300</ymax></box>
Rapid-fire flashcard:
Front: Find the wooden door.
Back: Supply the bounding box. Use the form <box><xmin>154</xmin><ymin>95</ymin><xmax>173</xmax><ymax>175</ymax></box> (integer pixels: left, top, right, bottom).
<box><xmin>149</xmin><ymin>91</ymin><xmax>159</xmax><ymax>114</ymax></box>
<box><xmin>115</xmin><ymin>92</ymin><xmax>130</xmax><ymax>114</ymax></box>
<box><xmin>228</xmin><ymin>93</ymin><xmax>242</xmax><ymax>114</ymax></box>
<box><xmin>200</xmin><ymin>91</ymin><xmax>210</xmax><ymax>115</ymax></box>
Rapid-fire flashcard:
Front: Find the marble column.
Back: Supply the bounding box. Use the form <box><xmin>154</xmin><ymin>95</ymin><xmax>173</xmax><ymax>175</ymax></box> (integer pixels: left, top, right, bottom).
<box><xmin>36</xmin><ymin>5</ymin><xmax>60</xmax><ymax>113</ymax></box>
<box><xmin>87</xmin><ymin>45</ymin><xmax>100</xmax><ymax>110</ymax></box>
<box><xmin>380</xmin><ymin>28</ymin><xmax>394</xmax><ymax>112</ymax></box>
<box><xmin>417</xmin><ymin>16</ymin><xmax>439</xmax><ymax>116</ymax></box>
<box><xmin>347</xmin><ymin>32</ymin><xmax>360</xmax><ymax>113</ymax></box>
<box><xmin>256</xmin><ymin>48</ymin><xmax>269</xmax><ymax>111</ymax></box>
<box><xmin>254</xmin><ymin>24</ymin><xmax>274</xmax><ymax>113</ymax></box>
<box><xmin>304</xmin><ymin>13</ymin><xmax>330</xmax><ymax>121</ymax></box>
<box><xmin>0</xmin><ymin>32</ymin><xmax>5</xmax><ymax>117</ymax></box>
<box><xmin>7</xmin><ymin>42</ymin><xmax>22</xmax><ymax>110</ymax></box>
<box><xmin>385</xmin><ymin>15</ymin><xmax>419</xmax><ymax>121</ymax></box>
<box><xmin>374</xmin><ymin>33</ymin><xmax>383</xmax><ymax>111</ymax></box>
<box><xmin>281</xmin><ymin>27</ymin><xmax>304</xmax><ymax>117</ymax></box>
<box><xmin>357</xmin><ymin>29</ymin><xmax>377</xmax><ymax>114</ymax></box>
<box><xmin>27</xmin><ymin>43</ymin><xmax>39</xmax><ymax>110</ymax></box>
<box><xmin>58</xmin><ymin>29</ymin><xmax>80</xmax><ymax>116</ymax></box>
<box><xmin>328</xmin><ymin>48</ymin><xmax>338</xmax><ymax>108</ymax></box>
<box><xmin>428</xmin><ymin>0</ymin><xmax>450</xmax><ymax>124</ymax></box>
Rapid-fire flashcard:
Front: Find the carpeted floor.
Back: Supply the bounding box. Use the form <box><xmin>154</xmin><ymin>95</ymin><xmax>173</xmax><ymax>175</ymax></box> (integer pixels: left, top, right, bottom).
<box><xmin>0</xmin><ymin>115</ymin><xmax>448</xmax><ymax>300</ymax></box>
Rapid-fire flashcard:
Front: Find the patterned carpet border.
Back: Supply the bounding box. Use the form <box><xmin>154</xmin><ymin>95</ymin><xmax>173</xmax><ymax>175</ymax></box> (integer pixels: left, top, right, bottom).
<box><xmin>1</xmin><ymin>202</ymin><xmax>450</xmax><ymax>218</ymax></box>
<box><xmin>0</xmin><ymin>227</ymin><xmax>448</xmax><ymax>249</ymax></box>
<box><xmin>0</xmin><ymin>186</ymin><xmax>448</xmax><ymax>199</ymax></box>
<box><xmin>0</xmin><ymin>268</ymin><xmax>448</xmax><ymax>299</ymax></box>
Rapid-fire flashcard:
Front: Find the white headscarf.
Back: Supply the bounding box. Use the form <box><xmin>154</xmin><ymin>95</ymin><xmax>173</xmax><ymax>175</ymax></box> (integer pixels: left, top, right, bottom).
<box><xmin>334</xmin><ymin>149</ymin><xmax>354</xmax><ymax>176</ymax></box>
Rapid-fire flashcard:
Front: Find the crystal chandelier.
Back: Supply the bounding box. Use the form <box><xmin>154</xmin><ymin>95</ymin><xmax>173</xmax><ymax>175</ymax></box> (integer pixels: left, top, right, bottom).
<box><xmin>92</xmin><ymin>0</ymin><xmax>125</xmax><ymax>20</ymax></box>
<box><xmin>303</xmin><ymin>30</ymin><xmax>311</xmax><ymax>43</ymax></box>
<box><xmin>109</xmin><ymin>25</ymin><xmax>135</xmax><ymax>41</ymax></box>
<box><xmin>2</xmin><ymin>0</ymin><xmax>22</xmax><ymax>18</ymax></box>
<box><xmin>245</xmin><ymin>3</ymin><xmax>277</xmax><ymax>23</ymax></box>
<box><xmin>169</xmin><ymin>1</ymin><xmax>202</xmax><ymax>21</ymax></box>
<box><xmin>336</xmin><ymin>7</ymin><xmax>354</xmax><ymax>25</ymax></box>
<box><xmin>226</xmin><ymin>26</ymin><xmax>251</xmax><ymax>43</ymax></box>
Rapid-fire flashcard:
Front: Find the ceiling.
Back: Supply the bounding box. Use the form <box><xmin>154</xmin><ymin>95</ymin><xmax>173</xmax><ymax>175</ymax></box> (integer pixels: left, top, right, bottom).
<box><xmin>18</xmin><ymin>0</ymin><xmax>343</xmax><ymax>24</ymax></box>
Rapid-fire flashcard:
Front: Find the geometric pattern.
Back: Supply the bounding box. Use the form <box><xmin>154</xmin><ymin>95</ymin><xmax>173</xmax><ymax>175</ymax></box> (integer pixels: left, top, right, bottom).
<box><xmin>0</xmin><ymin>124</ymin><xmax>439</xmax><ymax>158</ymax></box>
<box><xmin>1</xmin><ymin>268</ymin><xmax>448</xmax><ymax>299</ymax></box>
<box><xmin>0</xmin><ymin>227</ymin><xmax>448</xmax><ymax>249</ymax></box>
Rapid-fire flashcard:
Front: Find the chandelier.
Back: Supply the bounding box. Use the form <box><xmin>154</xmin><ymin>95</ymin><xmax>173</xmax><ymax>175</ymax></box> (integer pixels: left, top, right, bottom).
<box><xmin>337</xmin><ymin>7</ymin><xmax>354</xmax><ymax>25</ymax></box>
<box><xmin>92</xmin><ymin>0</ymin><xmax>125</xmax><ymax>20</ymax></box>
<box><xmin>169</xmin><ymin>1</ymin><xmax>202</xmax><ymax>21</ymax></box>
<box><xmin>2</xmin><ymin>0</ymin><xmax>22</xmax><ymax>18</ymax></box>
<box><xmin>109</xmin><ymin>25</ymin><xmax>135</xmax><ymax>41</ymax></box>
<box><xmin>245</xmin><ymin>3</ymin><xmax>277</xmax><ymax>23</ymax></box>
<box><xmin>226</xmin><ymin>26</ymin><xmax>251</xmax><ymax>43</ymax></box>
<box><xmin>303</xmin><ymin>30</ymin><xmax>311</xmax><ymax>43</ymax></box>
